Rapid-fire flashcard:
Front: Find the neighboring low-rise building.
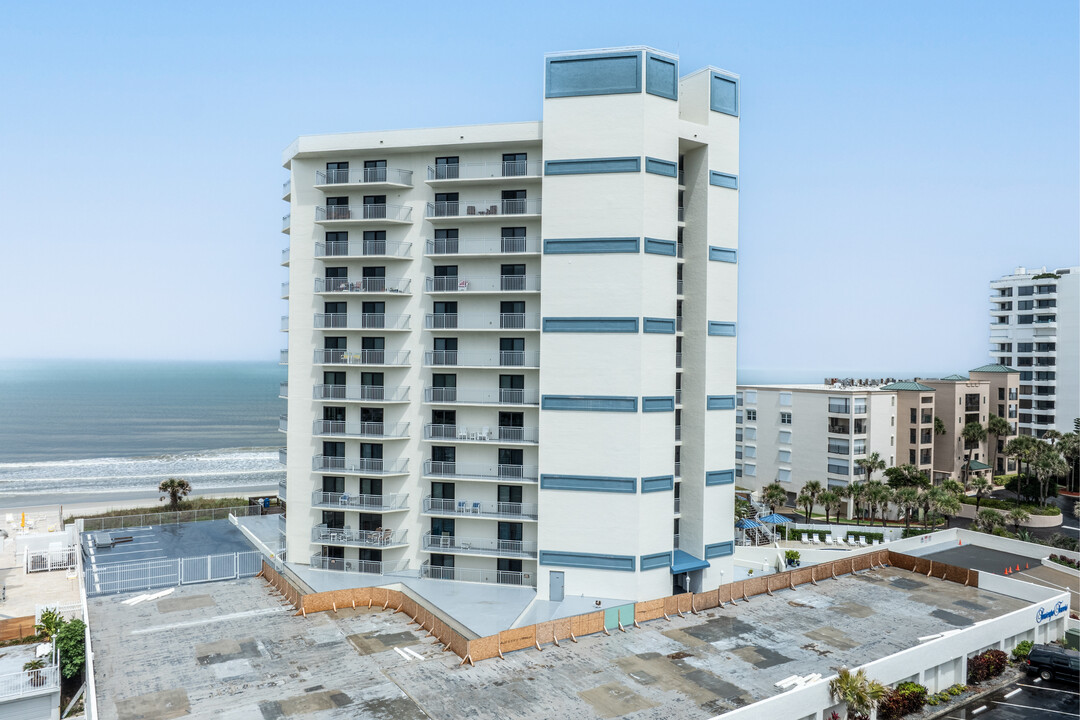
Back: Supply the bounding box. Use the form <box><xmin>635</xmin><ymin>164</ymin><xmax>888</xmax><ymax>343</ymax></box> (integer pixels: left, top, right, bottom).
<box><xmin>881</xmin><ymin>380</ymin><xmax>936</xmax><ymax>478</ymax></box>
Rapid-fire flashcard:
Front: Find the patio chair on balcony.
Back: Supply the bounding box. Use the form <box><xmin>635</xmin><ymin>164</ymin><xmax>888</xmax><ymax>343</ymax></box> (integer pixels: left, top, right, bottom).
<box><xmin>339</xmin><ymin>493</ymin><xmax>349</xmax><ymax>506</ymax></box>
<box><xmin>381</xmin><ymin>528</ymin><xmax>393</xmax><ymax>544</ymax></box>
<box><xmin>471</xmin><ymin>501</ymin><xmax>482</xmax><ymax>514</ymax></box>
<box><xmin>456</xmin><ymin>500</ymin><xmax>468</xmax><ymax>514</ymax></box>
<box><xmin>479</xmin><ymin>426</ymin><xmax>491</xmax><ymax>441</ymax></box>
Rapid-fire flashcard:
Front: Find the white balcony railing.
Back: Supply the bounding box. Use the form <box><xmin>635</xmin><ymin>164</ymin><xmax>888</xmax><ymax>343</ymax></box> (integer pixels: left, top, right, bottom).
<box><xmin>425</xmin><ymin>275</ymin><xmax>541</xmax><ymax>293</ymax></box>
<box><xmin>314</xmin><ymin>313</ymin><xmax>410</xmax><ymax>330</ymax></box>
<box><xmin>423</xmin><ymin>387</ymin><xmax>540</xmax><ymax>405</ymax></box>
<box><xmin>424</xmin><ymin>313</ymin><xmax>540</xmax><ymax>330</ymax></box>
<box><xmin>425</xmin><ymin>198</ymin><xmax>542</xmax><ymax>218</ymax></box>
<box><xmin>422</xmin><ymin>461</ymin><xmax>538</xmax><ymax>482</ymax></box>
<box><xmin>426</xmin><ymin>161</ymin><xmax>541</xmax><ymax>181</ymax></box>
<box><xmin>313</xmin><ymin>349</ymin><xmax>410</xmax><ymax>366</ymax></box>
<box><xmin>278</xmin><ymin>415</ymin><xmax>288</xmax><ymax>432</ymax></box>
<box><xmin>315</xmin><ymin>204</ymin><xmax>412</xmax><ymax>222</ymax></box>
<box><xmin>309</xmin><ymin>554</ymin><xmax>409</xmax><ymax>575</ymax></box>
<box><xmin>424</xmin><ymin>424</ymin><xmax>538</xmax><ymax>444</ymax></box>
<box><xmin>0</xmin><ymin>665</ymin><xmax>60</xmax><ymax>700</ymax></box>
<box><xmin>282</xmin><ymin>214</ymin><xmax>291</xmax><ymax>231</ymax></box>
<box><xmin>282</xmin><ymin>178</ymin><xmax>291</xmax><ymax>197</ymax></box>
<box><xmin>281</xmin><ymin>282</ymin><xmax>289</xmax><ymax>298</ymax></box>
<box><xmin>312</xmin><ymin>456</ymin><xmax>408</xmax><ymax>474</ymax></box>
<box><xmin>420</xmin><ymin>563</ymin><xmax>535</xmax><ymax>587</ymax></box>
<box><xmin>279</xmin><ymin>382</ymin><xmax>288</xmax><ymax>398</ymax></box>
<box><xmin>314</xmin><ymin>277</ymin><xmax>411</xmax><ymax>294</ymax></box>
<box><xmin>674</xmin><ymin>497</ymin><xmax>681</xmax><ymax>513</ymax></box>
<box><xmin>311</xmin><ymin>491</ymin><xmax>408</xmax><ymax>511</ymax></box>
<box><xmin>316</xmin><ymin>167</ymin><xmax>413</xmax><ymax>186</ymax></box>
<box><xmin>314</xmin><ymin>384</ymin><xmax>409</xmax><ymax>402</ymax></box>
<box><xmin>425</xmin><ymin>236</ymin><xmax>541</xmax><ymax>255</ymax></box>
<box><xmin>281</xmin><ymin>247</ymin><xmax>290</xmax><ymax>264</ymax></box>
<box><xmin>312</xmin><ymin>525</ymin><xmax>407</xmax><ymax>547</ymax></box>
<box><xmin>422</xmin><ymin>496</ymin><xmax>538</xmax><ymax>520</ymax></box>
<box><xmin>313</xmin><ymin>420</ymin><xmax>409</xmax><ymax>438</ymax></box>
<box><xmin>423</xmin><ymin>351</ymin><xmax>540</xmax><ymax>368</ymax></box>
<box><xmin>315</xmin><ymin>239</ymin><xmax>412</xmax><ymax>258</ymax></box>
<box><xmin>278</xmin><ymin>448</ymin><xmax>287</xmax><ymax>465</ymax></box>
<box><xmin>278</xmin><ymin>478</ymin><xmax>286</xmax><ymax>500</ymax></box>
<box><xmin>422</xmin><ymin>532</ymin><xmax>537</xmax><ymax>557</ymax></box>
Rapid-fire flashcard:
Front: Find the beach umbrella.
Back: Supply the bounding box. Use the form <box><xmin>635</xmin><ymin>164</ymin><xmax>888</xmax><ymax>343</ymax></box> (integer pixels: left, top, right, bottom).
<box><xmin>758</xmin><ymin>513</ymin><xmax>792</xmax><ymax>525</ymax></box>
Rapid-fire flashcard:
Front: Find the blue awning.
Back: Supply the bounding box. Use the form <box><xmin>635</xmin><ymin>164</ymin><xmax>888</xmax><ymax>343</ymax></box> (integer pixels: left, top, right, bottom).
<box><xmin>670</xmin><ymin>549</ymin><xmax>711</xmax><ymax>574</ymax></box>
<box><xmin>735</xmin><ymin>518</ymin><xmax>763</xmax><ymax>529</ymax></box>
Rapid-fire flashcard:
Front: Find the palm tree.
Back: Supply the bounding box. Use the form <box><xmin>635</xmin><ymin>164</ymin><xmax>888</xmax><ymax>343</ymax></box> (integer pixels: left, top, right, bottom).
<box><xmin>828</xmin><ymin>667</ymin><xmax>887</xmax><ymax>720</ymax></box>
<box><xmin>961</xmin><ymin>421</ymin><xmax>987</xmax><ymax>488</ymax></box>
<box><xmin>894</xmin><ymin>487</ymin><xmax>921</xmax><ymax>529</ymax></box>
<box><xmin>1006</xmin><ymin>507</ymin><xmax>1030</xmax><ymax>534</ymax></box>
<box><xmin>803</xmin><ymin>480</ymin><xmax>824</xmax><ymax>520</ymax></box>
<box><xmin>884</xmin><ymin>464</ymin><xmax>929</xmax><ymax>490</ymax></box>
<box><xmin>986</xmin><ymin>415</ymin><xmax>1010</xmax><ymax>478</ymax></box>
<box><xmin>1060</xmin><ymin>432</ymin><xmax>1079</xmax><ymax>493</ymax></box>
<box><xmin>935</xmin><ymin>491</ymin><xmax>961</xmax><ymax>529</ymax></box>
<box><xmin>855</xmin><ymin>452</ymin><xmax>886</xmax><ymax>485</ymax></box>
<box><xmin>762</xmin><ymin>482</ymin><xmax>788</xmax><ymax>514</ymax></box>
<box><xmin>159</xmin><ymin>477</ymin><xmax>192</xmax><ymax>511</ymax></box>
<box><xmin>796</xmin><ymin>490</ymin><xmax>814</xmax><ymax>523</ymax></box>
<box><xmin>1004</xmin><ymin>435</ymin><xmax>1039</xmax><ymax>507</ymax></box>
<box><xmin>934</xmin><ymin>415</ymin><xmax>946</xmax><ymax>438</ymax></box>
<box><xmin>1033</xmin><ymin>450</ymin><xmax>1067</xmax><ymax>506</ymax></box>
<box><xmin>969</xmin><ymin>476</ymin><xmax>992</xmax><ymax>513</ymax></box>
<box><xmin>846</xmin><ymin>482</ymin><xmax>868</xmax><ymax>526</ymax></box>
<box><xmin>819</xmin><ymin>490</ymin><xmax>841</xmax><ymax>524</ymax></box>
<box><xmin>864</xmin><ymin>482</ymin><xmax>892</xmax><ymax>527</ymax></box>
<box><xmin>975</xmin><ymin>508</ymin><xmax>1003</xmax><ymax>533</ymax></box>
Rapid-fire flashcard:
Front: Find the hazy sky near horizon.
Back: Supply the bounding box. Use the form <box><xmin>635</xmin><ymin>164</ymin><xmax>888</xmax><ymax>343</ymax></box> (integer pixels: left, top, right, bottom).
<box><xmin>0</xmin><ymin>1</ymin><xmax>1076</xmax><ymax>379</ymax></box>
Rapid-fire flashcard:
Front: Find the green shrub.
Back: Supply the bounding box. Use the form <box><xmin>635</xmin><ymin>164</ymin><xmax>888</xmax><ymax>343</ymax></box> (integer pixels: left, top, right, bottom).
<box><xmin>968</xmin><ymin>649</ymin><xmax>1008</xmax><ymax>683</ymax></box>
<box><xmin>878</xmin><ymin>681</ymin><xmax>928</xmax><ymax>720</ymax></box>
<box><xmin>1012</xmin><ymin>640</ymin><xmax>1033</xmax><ymax>660</ymax></box>
<box><xmin>927</xmin><ymin>697</ymin><xmax>939</xmax><ymax>706</ymax></box>
<box><xmin>902</xmin><ymin>528</ymin><xmax>935</xmax><ymax>539</ymax></box>
<box><xmin>960</xmin><ymin>496</ymin><xmax>1060</xmax><ymax>515</ymax></box>
<box><xmin>55</xmin><ymin>619</ymin><xmax>86</xmax><ymax>679</ymax></box>
<box><xmin>785</xmin><ymin>550</ymin><xmax>801</xmax><ymax>563</ymax></box>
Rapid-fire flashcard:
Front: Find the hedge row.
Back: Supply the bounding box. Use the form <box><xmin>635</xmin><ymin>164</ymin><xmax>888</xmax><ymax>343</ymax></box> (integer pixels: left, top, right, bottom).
<box><xmin>961</xmin><ymin>496</ymin><xmax>1061</xmax><ymax>515</ymax></box>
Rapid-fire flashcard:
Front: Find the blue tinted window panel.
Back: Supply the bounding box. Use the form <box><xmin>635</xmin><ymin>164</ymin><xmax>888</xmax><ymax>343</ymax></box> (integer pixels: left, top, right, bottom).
<box><xmin>709</xmin><ymin>171</ymin><xmax>738</xmax><ymax>189</ymax></box>
<box><xmin>644</xmin><ymin>157</ymin><xmax>678</xmax><ymax>177</ymax></box>
<box><xmin>704</xmin><ymin>541</ymin><xmax>734</xmax><ymax>559</ymax></box>
<box><xmin>545</xmin><ymin>157</ymin><xmax>641</xmax><ymax>175</ymax></box>
<box><xmin>542</xmin><ymin>317</ymin><xmax>639</xmax><ymax>333</ymax></box>
<box><xmin>645</xmin><ymin>53</ymin><xmax>678</xmax><ymax>100</ymax></box>
<box><xmin>539</xmin><ymin>551</ymin><xmax>635</xmax><ymax>571</ymax></box>
<box><xmin>710</xmin><ymin>73</ymin><xmax>739</xmax><ymax>116</ymax></box>
<box><xmin>540</xmin><ymin>474</ymin><xmax>636</xmax><ymax>493</ymax></box>
<box><xmin>642</xmin><ymin>317</ymin><xmax>676</xmax><ymax>334</ymax></box>
<box><xmin>640</xmin><ymin>551</ymin><xmax>673</xmax><ymax>570</ymax></box>
<box><xmin>546</xmin><ymin>52</ymin><xmax>642</xmax><ymax>98</ymax></box>
<box><xmin>707</xmin><ymin>395</ymin><xmax>737</xmax><ymax>410</ymax></box>
<box><xmin>642</xmin><ymin>396</ymin><xmax>675</xmax><ymax>412</ymax></box>
<box><xmin>708</xmin><ymin>246</ymin><xmax>738</xmax><ymax>263</ymax></box>
<box><xmin>705</xmin><ymin>470</ymin><xmax>735</xmax><ymax>486</ymax></box>
<box><xmin>641</xmin><ymin>475</ymin><xmax>674</xmax><ymax>493</ymax></box>
<box><xmin>643</xmin><ymin>238</ymin><xmax>677</xmax><ymax>256</ymax></box>
<box><xmin>544</xmin><ymin>237</ymin><xmax>639</xmax><ymax>254</ymax></box>
<box><xmin>542</xmin><ymin>395</ymin><xmax>638</xmax><ymax>412</ymax></box>
<box><xmin>708</xmin><ymin>321</ymin><xmax>737</xmax><ymax>337</ymax></box>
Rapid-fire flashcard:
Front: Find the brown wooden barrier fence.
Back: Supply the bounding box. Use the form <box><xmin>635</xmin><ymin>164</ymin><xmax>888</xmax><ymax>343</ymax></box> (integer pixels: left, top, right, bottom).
<box><xmin>0</xmin><ymin>615</ymin><xmax>36</xmax><ymax>642</ymax></box>
<box><xmin>260</xmin><ymin>549</ymin><xmax>976</xmax><ymax>665</ymax></box>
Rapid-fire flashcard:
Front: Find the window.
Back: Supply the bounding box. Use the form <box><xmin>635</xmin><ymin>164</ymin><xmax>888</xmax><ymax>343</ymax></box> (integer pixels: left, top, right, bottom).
<box><xmin>501</xmin><ymin>226</ymin><xmax>527</xmax><ymax>253</ymax></box>
<box><xmin>745</xmin><ymin>390</ymin><xmax>757</xmax><ymax>404</ymax></box>
<box><xmin>433</xmin><ymin>228</ymin><xmax>459</xmax><ymax>254</ymax></box>
<box><xmin>744</xmin><ymin>446</ymin><xmax>756</xmax><ymax>459</ymax></box>
<box><xmin>853</xmin><ymin>398</ymin><xmax>866</xmax><ymax>414</ymax></box>
<box><xmin>362</xmin><ymin>195</ymin><xmax>386</xmax><ymax>219</ymax></box>
<box><xmin>735</xmin><ymin>411</ymin><xmax>743</xmax><ymax>424</ymax></box>
<box><xmin>363</xmin><ymin>159</ymin><xmax>387</xmax><ymax>183</ymax></box>
<box><xmin>778</xmin><ymin>468</ymin><xmax>791</xmax><ymax>483</ymax></box>
<box><xmin>1018</xmin><ymin>286</ymin><xmax>1034</xmax><ymax>296</ymax></box>
<box><xmin>501</xmin><ymin>263</ymin><xmax>527</xmax><ymax>290</ymax></box>
<box><xmin>434</xmin><ymin>156</ymin><xmax>459</xmax><ymax>180</ymax></box>
<box><xmin>778</xmin><ymin>450</ymin><xmax>791</xmax><ymax>463</ymax></box>
<box><xmin>735</xmin><ymin>464</ymin><xmax>742</xmax><ymax>477</ymax></box>
<box><xmin>828</xmin><ymin>397</ymin><xmax>850</xmax><ymax>414</ymax></box>
<box><xmin>1018</xmin><ymin>315</ymin><xmax>1033</xmax><ymax>325</ymax></box>
<box><xmin>1018</xmin><ymin>300</ymin><xmax>1034</xmax><ymax>311</ymax></box>
<box><xmin>745</xmin><ymin>409</ymin><xmax>757</xmax><ymax>421</ymax></box>
<box><xmin>744</xmin><ymin>427</ymin><xmax>757</xmax><ymax>440</ymax></box>
<box><xmin>501</xmin><ymin>189</ymin><xmax>527</xmax><ymax>214</ymax></box>
<box><xmin>779</xmin><ymin>392</ymin><xmax>792</xmax><ymax>407</ymax></box>
<box><xmin>736</xmin><ymin>392</ymin><xmax>743</xmax><ymax>406</ymax></box>
<box><xmin>502</xmin><ymin>153</ymin><xmax>527</xmax><ymax>176</ymax></box>
<box><xmin>778</xmin><ymin>430</ymin><xmax>792</xmax><ymax>444</ymax></box>
<box><xmin>828</xmin><ymin>438</ymin><xmax>850</xmax><ymax>455</ymax></box>
<box><xmin>1018</xmin><ymin>343</ymin><xmax>1033</xmax><ymax>352</ymax></box>
<box><xmin>827</xmin><ymin>460</ymin><xmax>849</xmax><ymax>475</ymax></box>
<box><xmin>735</xmin><ymin>429</ymin><xmax>743</xmax><ymax>442</ymax></box>
<box><xmin>433</xmin><ymin>192</ymin><xmax>459</xmax><ymax>217</ymax></box>
<box><xmin>853</xmin><ymin>438</ymin><xmax>866</xmax><ymax>455</ymax></box>
<box><xmin>780</xmin><ymin>412</ymin><xmax>792</xmax><ymax>425</ymax></box>
<box><xmin>744</xmin><ymin>464</ymin><xmax>756</xmax><ymax>476</ymax></box>
<box><xmin>909</xmin><ymin>449</ymin><xmax>916</xmax><ymax>464</ymax></box>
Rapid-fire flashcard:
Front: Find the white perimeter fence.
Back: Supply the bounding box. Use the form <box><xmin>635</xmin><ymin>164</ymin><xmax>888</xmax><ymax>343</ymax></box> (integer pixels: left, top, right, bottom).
<box><xmin>84</xmin><ymin>550</ymin><xmax>264</xmax><ymax>596</ymax></box>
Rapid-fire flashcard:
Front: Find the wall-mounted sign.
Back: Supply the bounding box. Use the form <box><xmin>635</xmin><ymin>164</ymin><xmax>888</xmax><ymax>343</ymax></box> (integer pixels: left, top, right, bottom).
<box><xmin>1035</xmin><ymin>600</ymin><xmax>1069</xmax><ymax>624</ymax></box>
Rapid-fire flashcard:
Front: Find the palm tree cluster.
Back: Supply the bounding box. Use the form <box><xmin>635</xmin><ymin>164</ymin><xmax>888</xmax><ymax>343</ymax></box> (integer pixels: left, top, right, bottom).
<box><xmin>1003</xmin><ymin>430</ymin><xmax>1074</xmax><ymax>506</ymax></box>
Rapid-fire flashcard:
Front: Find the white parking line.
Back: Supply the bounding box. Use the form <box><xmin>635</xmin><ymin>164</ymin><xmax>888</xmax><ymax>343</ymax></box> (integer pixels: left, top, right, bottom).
<box><xmin>129</xmin><ymin>607</ymin><xmax>286</xmax><ymax>634</ymax></box>
<box><xmin>1004</xmin><ymin>688</ymin><xmax>1022</xmax><ymax>698</ymax></box>
<box><xmin>992</xmin><ymin>701</ymin><xmax>1078</xmax><ymax>716</ymax></box>
<box><xmin>1017</xmin><ymin>683</ymin><xmax>1080</xmax><ymax>696</ymax></box>
<box><xmin>971</xmin><ymin>705</ymin><xmax>987</xmax><ymax>715</ymax></box>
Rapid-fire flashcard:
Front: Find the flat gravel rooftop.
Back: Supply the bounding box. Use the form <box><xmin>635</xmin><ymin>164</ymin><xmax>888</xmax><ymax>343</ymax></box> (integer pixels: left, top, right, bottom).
<box><xmin>87</xmin><ymin>566</ymin><xmax>1030</xmax><ymax>720</ymax></box>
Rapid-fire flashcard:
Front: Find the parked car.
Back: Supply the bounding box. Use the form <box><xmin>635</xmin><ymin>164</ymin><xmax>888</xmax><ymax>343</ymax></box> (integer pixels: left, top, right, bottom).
<box><xmin>1025</xmin><ymin>644</ymin><xmax>1080</xmax><ymax>682</ymax></box>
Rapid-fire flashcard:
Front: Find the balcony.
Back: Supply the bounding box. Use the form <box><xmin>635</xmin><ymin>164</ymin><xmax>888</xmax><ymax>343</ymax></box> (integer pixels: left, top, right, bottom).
<box><xmin>315</xmin><ymin>167</ymin><xmax>413</xmax><ymax>188</ymax></box>
<box><xmin>279</xmin><ymin>349</ymin><xmax>288</xmax><ymax>364</ymax></box>
<box><xmin>673</xmin><ymin>533</ymin><xmax>680</xmax><ymax>549</ymax></box>
<box><xmin>314</xmin><ymin>313</ymin><xmax>411</xmax><ymax>331</ymax></box>
<box><xmin>279</xmin><ymin>382</ymin><xmax>288</xmax><ymax>399</ymax></box>
<box><xmin>312</xmin><ymin>420</ymin><xmax>409</xmax><ymax>439</ymax></box>
<box><xmin>312</xmin><ymin>524</ymin><xmax>408</xmax><ymax>548</ymax></box>
<box><xmin>425</xmin><ymin>236</ymin><xmax>541</xmax><ymax>256</ymax></box>
<box><xmin>424</xmin><ymin>313</ymin><xmax>541</xmax><ymax>331</ymax></box>
<box><xmin>282</xmin><ymin>214</ymin><xmax>290</xmax><ymax>233</ymax></box>
<box><xmin>424</xmin><ymin>274</ymin><xmax>541</xmax><ymax>293</ymax></box>
<box><xmin>674</xmin><ymin>497</ymin><xmax>680</xmax><ymax>513</ymax></box>
<box><xmin>315</xmin><ymin>204</ymin><xmax>413</xmax><ymax>224</ymax></box>
<box><xmin>282</xmin><ymin>178</ymin><xmax>291</xmax><ymax>200</ymax></box>
<box><xmin>423</xmin><ymin>387</ymin><xmax>539</xmax><ymax>406</ymax></box>
<box><xmin>278</xmin><ymin>513</ymin><xmax>286</xmax><ymax>534</ymax></box>
<box><xmin>315</xmin><ymin>239</ymin><xmax>412</xmax><ymax>259</ymax></box>
<box><xmin>314</xmin><ymin>384</ymin><xmax>410</xmax><ymax>403</ymax></box>
<box><xmin>314</xmin><ymin>277</ymin><xmax>411</xmax><ymax>294</ymax></box>
<box><xmin>312</xmin><ymin>455</ymin><xmax>408</xmax><ymax>475</ymax></box>
<box><xmin>965</xmin><ymin>402</ymin><xmax>981</xmax><ymax>412</ymax></box>
<box><xmin>281</xmin><ymin>282</ymin><xmax>289</xmax><ymax>298</ymax></box>
<box><xmin>422</xmin><ymin>460</ymin><xmax>538</xmax><ymax>483</ymax></box>
<box><xmin>313</xmin><ymin>349</ymin><xmax>410</xmax><ymax>366</ymax></box>
<box><xmin>422</xmin><ymin>532</ymin><xmax>537</xmax><ymax>558</ymax></box>
<box><xmin>675</xmin><ymin>389</ymin><xmax>682</xmax><ymax>404</ymax></box>
<box><xmin>828</xmin><ymin>423</ymin><xmax>850</xmax><ymax>434</ymax></box>
<box><xmin>425</xmin><ymin>198</ymin><xmax>542</xmax><ymax>221</ymax></box>
<box><xmin>281</xmin><ymin>247</ymin><xmax>290</xmax><ymax>265</ymax></box>
<box><xmin>424</xmin><ymin>424</ymin><xmax>538</xmax><ymax>444</ymax></box>
<box><xmin>420</xmin><ymin>563</ymin><xmax>535</xmax><ymax>587</ymax></box>
<box><xmin>278</xmin><ymin>478</ymin><xmax>286</xmax><ymax>501</ymax></box>
<box><xmin>311</xmin><ymin>491</ymin><xmax>408</xmax><ymax>512</ymax></box>
<box><xmin>309</xmin><ymin>554</ymin><xmax>409</xmax><ymax>575</ymax></box>
<box><xmin>675</xmin><ymin>425</ymin><xmax>681</xmax><ymax>441</ymax></box>
<box><xmin>423</xmin><ymin>350</ymin><xmax>540</xmax><ymax>368</ymax></box>
<box><xmin>0</xmin><ymin>664</ymin><xmax>60</xmax><ymax>700</ymax></box>
<box><xmin>677</xmin><ymin>207</ymin><xmax>684</xmax><ymax>222</ymax></box>
<box><xmin>675</xmin><ymin>352</ymin><xmax>682</xmax><ymax>368</ymax></box>
<box><xmin>426</xmin><ymin>161</ymin><xmax>542</xmax><ymax>183</ymax></box>
<box><xmin>674</xmin><ymin>462</ymin><xmax>681</xmax><ymax>478</ymax></box>
<box><xmin>278</xmin><ymin>448</ymin><xmax>287</xmax><ymax>465</ymax></box>
<box><xmin>278</xmin><ymin>415</ymin><xmax>288</xmax><ymax>432</ymax></box>
<box><xmin>280</xmin><ymin>315</ymin><xmax>289</xmax><ymax>331</ymax></box>
<box><xmin>422</xmin><ymin>496</ymin><xmax>538</xmax><ymax>520</ymax></box>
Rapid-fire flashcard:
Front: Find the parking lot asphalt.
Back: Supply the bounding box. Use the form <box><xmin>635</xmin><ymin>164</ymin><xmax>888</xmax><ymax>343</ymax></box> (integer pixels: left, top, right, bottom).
<box><xmin>941</xmin><ymin>674</ymin><xmax>1079</xmax><ymax>719</ymax></box>
<box><xmin>83</xmin><ymin>518</ymin><xmax>254</xmax><ymax>567</ymax></box>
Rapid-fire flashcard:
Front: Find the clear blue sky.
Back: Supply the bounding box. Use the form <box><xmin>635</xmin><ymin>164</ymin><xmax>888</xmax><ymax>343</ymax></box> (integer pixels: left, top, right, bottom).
<box><xmin>1</xmin><ymin>1</ymin><xmax>1076</xmax><ymax>380</ymax></box>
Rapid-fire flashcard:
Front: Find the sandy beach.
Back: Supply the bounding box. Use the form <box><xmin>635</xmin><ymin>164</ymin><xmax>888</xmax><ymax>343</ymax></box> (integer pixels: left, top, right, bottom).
<box><xmin>0</xmin><ymin>485</ymin><xmax>279</xmax><ymax>521</ymax></box>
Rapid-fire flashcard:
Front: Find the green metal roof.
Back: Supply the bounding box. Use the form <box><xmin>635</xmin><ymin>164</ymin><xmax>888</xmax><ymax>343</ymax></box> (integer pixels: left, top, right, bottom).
<box><xmin>940</xmin><ymin>374</ymin><xmax>968</xmax><ymax>381</ymax></box>
<box><xmin>967</xmin><ymin>460</ymin><xmax>991</xmax><ymax>471</ymax></box>
<box><xmin>880</xmin><ymin>381</ymin><xmax>935</xmax><ymax>392</ymax></box>
<box><xmin>969</xmin><ymin>363</ymin><xmax>1018</xmax><ymax>373</ymax></box>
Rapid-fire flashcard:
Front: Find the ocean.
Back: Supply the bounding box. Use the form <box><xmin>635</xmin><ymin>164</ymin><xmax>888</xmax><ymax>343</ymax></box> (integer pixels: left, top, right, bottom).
<box><xmin>0</xmin><ymin>360</ymin><xmax>286</xmax><ymax>505</ymax></box>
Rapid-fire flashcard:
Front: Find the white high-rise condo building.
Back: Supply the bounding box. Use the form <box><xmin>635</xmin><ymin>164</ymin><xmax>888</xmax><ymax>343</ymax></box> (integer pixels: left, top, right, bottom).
<box><xmin>989</xmin><ymin>266</ymin><xmax>1079</xmax><ymax>437</ymax></box>
<box><xmin>279</xmin><ymin>47</ymin><xmax>739</xmax><ymax>603</ymax></box>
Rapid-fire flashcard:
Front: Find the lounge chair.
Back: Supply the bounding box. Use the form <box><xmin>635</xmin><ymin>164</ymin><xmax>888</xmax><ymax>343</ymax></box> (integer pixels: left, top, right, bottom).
<box><xmin>859</xmin><ymin>537</ymin><xmax>868</xmax><ymax>547</ymax></box>
<box><xmin>801</xmin><ymin>533</ymin><xmax>810</xmax><ymax>545</ymax></box>
<box><xmin>810</xmin><ymin>535</ymin><xmax>820</xmax><ymax>545</ymax></box>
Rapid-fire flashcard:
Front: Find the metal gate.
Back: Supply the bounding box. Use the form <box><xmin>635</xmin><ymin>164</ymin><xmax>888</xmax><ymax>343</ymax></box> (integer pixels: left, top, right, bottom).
<box><xmin>85</xmin><ymin>550</ymin><xmax>262</xmax><ymax>596</ymax></box>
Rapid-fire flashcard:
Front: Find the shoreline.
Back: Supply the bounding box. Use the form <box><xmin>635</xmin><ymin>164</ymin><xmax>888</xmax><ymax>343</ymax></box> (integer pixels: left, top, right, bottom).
<box><xmin>1</xmin><ymin>486</ymin><xmax>280</xmax><ymax>517</ymax></box>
